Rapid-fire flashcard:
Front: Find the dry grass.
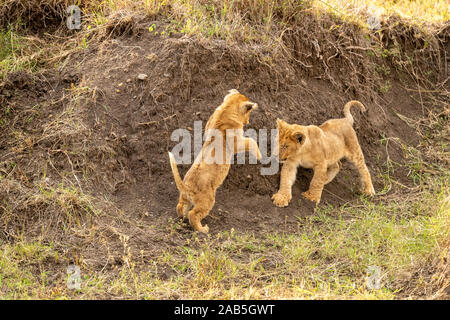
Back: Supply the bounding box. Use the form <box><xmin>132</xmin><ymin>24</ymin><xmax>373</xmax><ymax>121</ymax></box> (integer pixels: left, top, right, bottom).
<box><xmin>1</xmin><ymin>1</ymin><xmax>448</xmax><ymax>90</ymax></box>
<box><xmin>314</xmin><ymin>0</ymin><xmax>449</xmax><ymax>24</ymax></box>
<box><xmin>0</xmin><ymin>0</ymin><xmax>448</xmax><ymax>300</ymax></box>
<box><xmin>1</xmin><ymin>178</ymin><xmax>448</xmax><ymax>299</ymax></box>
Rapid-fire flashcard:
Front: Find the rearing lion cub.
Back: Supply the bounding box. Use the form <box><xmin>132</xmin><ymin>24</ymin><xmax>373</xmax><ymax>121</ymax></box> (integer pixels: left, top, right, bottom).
<box><xmin>272</xmin><ymin>100</ymin><xmax>375</xmax><ymax>207</ymax></box>
<box><xmin>169</xmin><ymin>89</ymin><xmax>261</xmax><ymax>233</ymax></box>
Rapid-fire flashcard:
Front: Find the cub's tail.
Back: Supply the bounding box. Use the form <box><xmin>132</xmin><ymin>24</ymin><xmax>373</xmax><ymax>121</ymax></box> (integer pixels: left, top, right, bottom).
<box><xmin>343</xmin><ymin>100</ymin><xmax>366</xmax><ymax>126</ymax></box>
<box><xmin>168</xmin><ymin>152</ymin><xmax>187</xmax><ymax>194</ymax></box>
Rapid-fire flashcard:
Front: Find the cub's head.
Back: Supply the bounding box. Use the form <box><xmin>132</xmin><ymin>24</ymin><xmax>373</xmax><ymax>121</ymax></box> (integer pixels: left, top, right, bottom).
<box><xmin>213</xmin><ymin>89</ymin><xmax>258</xmax><ymax>129</ymax></box>
<box><xmin>276</xmin><ymin>119</ymin><xmax>307</xmax><ymax>162</ymax></box>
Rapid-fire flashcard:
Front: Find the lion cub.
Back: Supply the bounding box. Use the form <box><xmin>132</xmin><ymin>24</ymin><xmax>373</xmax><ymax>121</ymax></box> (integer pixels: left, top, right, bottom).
<box><xmin>272</xmin><ymin>100</ymin><xmax>375</xmax><ymax>207</ymax></box>
<box><xmin>169</xmin><ymin>89</ymin><xmax>261</xmax><ymax>233</ymax></box>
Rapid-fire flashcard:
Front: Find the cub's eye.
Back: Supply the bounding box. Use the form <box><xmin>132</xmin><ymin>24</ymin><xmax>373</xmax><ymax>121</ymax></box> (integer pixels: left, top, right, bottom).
<box><xmin>246</xmin><ymin>104</ymin><xmax>253</xmax><ymax>112</ymax></box>
<box><xmin>297</xmin><ymin>136</ymin><xmax>303</xmax><ymax>143</ymax></box>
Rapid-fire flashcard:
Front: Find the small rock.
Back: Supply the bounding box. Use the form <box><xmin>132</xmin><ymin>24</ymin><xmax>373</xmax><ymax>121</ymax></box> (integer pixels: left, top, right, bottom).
<box><xmin>126</xmin><ymin>78</ymin><xmax>132</xmax><ymax>83</ymax></box>
<box><xmin>138</xmin><ymin>73</ymin><xmax>148</xmax><ymax>81</ymax></box>
<box><xmin>118</xmin><ymin>83</ymin><xmax>123</xmax><ymax>87</ymax></box>
<box><xmin>146</xmin><ymin>53</ymin><xmax>157</xmax><ymax>62</ymax></box>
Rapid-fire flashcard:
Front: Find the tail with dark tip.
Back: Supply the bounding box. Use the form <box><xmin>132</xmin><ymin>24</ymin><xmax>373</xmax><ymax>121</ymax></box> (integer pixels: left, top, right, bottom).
<box><xmin>343</xmin><ymin>100</ymin><xmax>366</xmax><ymax>126</ymax></box>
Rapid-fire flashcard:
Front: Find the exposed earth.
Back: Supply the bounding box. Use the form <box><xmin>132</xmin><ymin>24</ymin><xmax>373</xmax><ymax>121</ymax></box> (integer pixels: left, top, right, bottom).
<box><xmin>0</xmin><ymin>8</ymin><xmax>448</xmax><ymax>298</ymax></box>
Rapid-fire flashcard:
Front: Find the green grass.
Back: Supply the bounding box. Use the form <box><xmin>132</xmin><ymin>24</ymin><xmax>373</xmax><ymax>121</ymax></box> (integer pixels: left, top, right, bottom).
<box><xmin>0</xmin><ymin>242</ymin><xmax>61</xmax><ymax>299</ymax></box>
<box><xmin>136</xmin><ymin>0</ymin><xmax>449</xmax><ymax>41</ymax></box>
<box><xmin>1</xmin><ymin>175</ymin><xmax>447</xmax><ymax>299</ymax></box>
<box><xmin>0</xmin><ymin>24</ymin><xmax>40</xmax><ymax>79</ymax></box>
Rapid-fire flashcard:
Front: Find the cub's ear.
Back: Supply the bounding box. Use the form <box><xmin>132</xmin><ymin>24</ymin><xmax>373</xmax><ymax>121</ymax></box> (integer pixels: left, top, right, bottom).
<box><xmin>242</xmin><ymin>102</ymin><xmax>257</xmax><ymax>113</ymax></box>
<box><xmin>276</xmin><ymin>118</ymin><xmax>286</xmax><ymax>128</ymax></box>
<box><xmin>223</xmin><ymin>89</ymin><xmax>240</xmax><ymax>102</ymax></box>
<box><xmin>291</xmin><ymin>130</ymin><xmax>305</xmax><ymax>144</ymax></box>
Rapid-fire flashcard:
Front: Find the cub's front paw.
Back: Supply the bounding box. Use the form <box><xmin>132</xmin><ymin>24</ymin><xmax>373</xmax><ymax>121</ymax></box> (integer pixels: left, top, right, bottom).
<box><xmin>302</xmin><ymin>191</ymin><xmax>321</xmax><ymax>203</ymax></box>
<box><xmin>271</xmin><ymin>192</ymin><xmax>291</xmax><ymax>207</ymax></box>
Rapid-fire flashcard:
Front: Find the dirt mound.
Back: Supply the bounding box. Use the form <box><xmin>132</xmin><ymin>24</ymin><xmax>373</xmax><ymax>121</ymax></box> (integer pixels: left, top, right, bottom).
<box><xmin>1</xmin><ymin>31</ymin><xmax>425</xmax><ymax>235</ymax></box>
<box><xmin>1</xmin><ymin>8</ymin><xmax>447</xmax><ymax>290</ymax></box>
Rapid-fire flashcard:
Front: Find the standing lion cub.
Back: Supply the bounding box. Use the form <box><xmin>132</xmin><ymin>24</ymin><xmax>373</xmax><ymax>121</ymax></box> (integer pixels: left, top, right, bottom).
<box><xmin>169</xmin><ymin>89</ymin><xmax>261</xmax><ymax>233</ymax></box>
<box><xmin>272</xmin><ymin>100</ymin><xmax>375</xmax><ymax>207</ymax></box>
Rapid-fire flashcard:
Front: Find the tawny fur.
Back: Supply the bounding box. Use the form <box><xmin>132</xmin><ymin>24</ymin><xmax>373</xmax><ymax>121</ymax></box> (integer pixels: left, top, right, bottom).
<box><xmin>169</xmin><ymin>89</ymin><xmax>261</xmax><ymax>233</ymax></box>
<box><xmin>272</xmin><ymin>100</ymin><xmax>375</xmax><ymax>207</ymax></box>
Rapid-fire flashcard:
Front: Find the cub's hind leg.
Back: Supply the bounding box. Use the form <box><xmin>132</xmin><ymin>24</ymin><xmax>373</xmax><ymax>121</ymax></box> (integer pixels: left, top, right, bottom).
<box><xmin>176</xmin><ymin>194</ymin><xmax>191</xmax><ymax>220</ymax></box>
<box><xmin>347</xmin><ymin>147</ymin><xmax>375</xmax><ymax>196</ymax></box>
<box><xmin>325</xmin><ymin>161</ymin><xmax>342</xmax><ymax>185</ymax></box>
<box><xmin>188</xmin><ymin>191</ymin><xmax>215</xmax><ymax>234</ymax></box>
